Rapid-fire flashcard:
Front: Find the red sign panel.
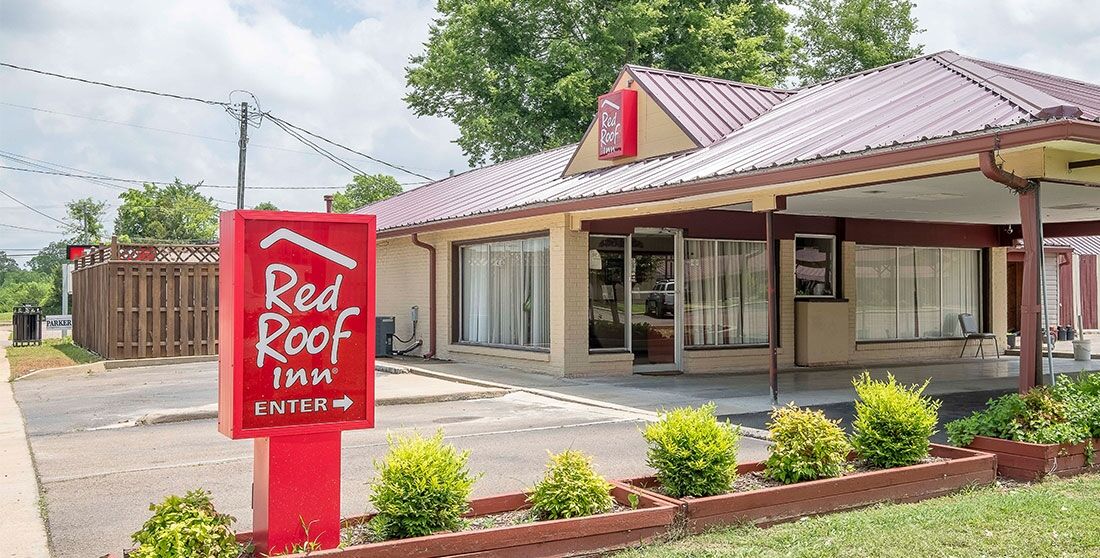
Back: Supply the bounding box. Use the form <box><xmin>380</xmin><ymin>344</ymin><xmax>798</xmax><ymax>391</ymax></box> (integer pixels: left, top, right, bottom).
<box><xmin>218</xmin><ymin>210</ymin><xmax>376</xmax><ymax>439</ymax></box>
<box><xmin>597</xmin><ymin>88</ymin><xmax>638</xmax><ymax>160</ymax></box>
<box><xmin>66</xmin><ymin>244</ymin><xmax>94</xmax><ymax>260</ymax></box>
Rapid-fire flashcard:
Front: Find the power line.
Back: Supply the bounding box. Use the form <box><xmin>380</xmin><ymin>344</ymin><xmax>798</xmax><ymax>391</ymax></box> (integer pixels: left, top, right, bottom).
<box><xmin>0</xmin><ymin>222</ymin><xmax>66</xmax><ymax>234</ymax></box>
<box><xmin>265</xmin><ymin>113</ymin><xmax>435</xmax><ymax>180</ymax></box>
<box><xmin>267</xmin><ymin>117</ymin><xmax>369</xmax><ymax>177</ymax></box>
<box><xmin>0</xmin><ymin>164</ymin><xmax>423</xmax><ymax>190</ymax></box>
<box><xmin>0</xmin><ymin>62</ymin><xmax>230</xmax><ymax>107</ymax></box>
<box><xmin>0</xmin><ymin>188</ymin><xmax>69</xmax><ymax>227</ymax></box>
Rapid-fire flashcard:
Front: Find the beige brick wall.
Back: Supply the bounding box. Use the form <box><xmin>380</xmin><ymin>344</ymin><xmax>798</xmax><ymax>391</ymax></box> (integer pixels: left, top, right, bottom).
<box><xmin>376</xmin><ymin>213</ymin><xmax>1012</xmax><ymax>377</ymax></box>
<box><xmin>376</xmin><ymin>237</ymin><xmax>432</xmax><ymax>356</ymax></box>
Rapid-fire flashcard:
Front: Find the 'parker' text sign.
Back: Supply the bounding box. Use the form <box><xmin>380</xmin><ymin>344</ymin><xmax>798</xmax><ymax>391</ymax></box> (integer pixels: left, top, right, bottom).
<box><xmin>218</xmin><ymin>210</ymin><xmax>376</xmax><ymax>439</ymax></box>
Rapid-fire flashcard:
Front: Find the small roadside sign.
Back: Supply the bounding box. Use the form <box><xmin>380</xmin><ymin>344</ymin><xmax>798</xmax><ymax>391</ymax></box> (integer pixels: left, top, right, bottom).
<box><xmin>44</xmin><ymin>315</ymin><xmax>72</xmax><ymax>330</ymax></box>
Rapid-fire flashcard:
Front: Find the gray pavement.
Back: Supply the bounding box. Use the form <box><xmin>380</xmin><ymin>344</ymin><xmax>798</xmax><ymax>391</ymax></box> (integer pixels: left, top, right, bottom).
<box><xmin>388</xmin><ymin>355</ymin><xmax>1100</xmax><ymax>417</ymax></box>
<box><xmin>13</xmin><ymin>363</ymin><xmax>769</xmax><ymax>557</ymax></box>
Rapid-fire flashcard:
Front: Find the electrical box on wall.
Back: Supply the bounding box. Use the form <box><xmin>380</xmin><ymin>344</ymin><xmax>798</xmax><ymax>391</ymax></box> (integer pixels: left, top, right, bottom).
<box><xmin>376</xmin><ymin>316</ymin><xmax>395</xmax><ymax>357</ymax></box>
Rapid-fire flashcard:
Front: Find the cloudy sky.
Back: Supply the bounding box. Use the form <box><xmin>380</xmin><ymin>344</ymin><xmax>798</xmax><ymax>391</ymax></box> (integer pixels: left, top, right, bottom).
<box><xmin>1</xmin><ymin>0</ymin><xmax>1098</xmax><ymax>259</ymax></box>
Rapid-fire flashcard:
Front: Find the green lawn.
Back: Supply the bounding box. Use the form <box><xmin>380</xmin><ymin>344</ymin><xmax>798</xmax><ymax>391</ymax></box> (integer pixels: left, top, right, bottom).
<box><xmin>5</xmin><ymin>338</ymin><xmax>100</xmax><ymax>380</ymax></box>
<box><xmin>618</xmin><ymin>474</ymin><xmax>1100</xmax><ymax>558</ymax></box>
<box><xmin>0</xmin><ymin>312</ymin><xmax>11</xmax><ymax>326</ymax></box>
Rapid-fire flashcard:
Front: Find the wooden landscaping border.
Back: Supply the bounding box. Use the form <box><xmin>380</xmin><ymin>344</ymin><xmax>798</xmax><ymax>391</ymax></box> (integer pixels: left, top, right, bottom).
<box><xmin>620</xmin><ymin>444</ymin><xmax>996</xmax><ymax>534</ymax></box>
<box><xmin>965</xmin><ymin>436</ymin><xmax>1100</xmax><ymax>481</ymax></box>
<box><xmin>232</xmin><ymin>482</ymin><xmax>676</xmax><ymax>558</ymax></box>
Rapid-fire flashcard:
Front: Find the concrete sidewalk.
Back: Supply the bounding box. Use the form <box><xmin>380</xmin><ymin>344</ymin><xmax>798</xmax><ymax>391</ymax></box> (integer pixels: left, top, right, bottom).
<box><xmin>0</xmin><ymin>341</ymin><xmax>52</xmax><ymax>558</ymax></box>
<box><xmin>382</xmin><ymin>354</ymin><xmax>1100</xmax><ymax>417</ymax></box>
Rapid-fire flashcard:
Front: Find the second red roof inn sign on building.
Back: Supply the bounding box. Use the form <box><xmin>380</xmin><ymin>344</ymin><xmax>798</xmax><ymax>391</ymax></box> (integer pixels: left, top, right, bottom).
<box><xmin>218</xmin><ymin>210</ymin><xmax>376</xmax><ymax>554</ymax></box>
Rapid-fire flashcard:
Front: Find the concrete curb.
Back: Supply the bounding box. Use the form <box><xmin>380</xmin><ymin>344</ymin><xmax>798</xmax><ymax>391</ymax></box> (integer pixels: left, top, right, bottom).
<box><xmin>380</xmin><ymin>361</ymin><xmax>658</xmax><ymax>420</ymax></box>
<box><xmin>14</xmin><ymin>354</ymin><xmax>219</xmax><ymax>382</ymax></box>
<box><xmin>0</xmin><ymin>343</ymin><xmax>52</xmax><ymax>556</ymax></box>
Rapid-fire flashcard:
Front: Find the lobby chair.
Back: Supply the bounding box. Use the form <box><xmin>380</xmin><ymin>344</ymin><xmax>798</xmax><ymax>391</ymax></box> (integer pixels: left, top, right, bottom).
<box><xmin>959</xmin><ymin>313</ymin><xmax>999</xmax><ymax>359</ymax></box>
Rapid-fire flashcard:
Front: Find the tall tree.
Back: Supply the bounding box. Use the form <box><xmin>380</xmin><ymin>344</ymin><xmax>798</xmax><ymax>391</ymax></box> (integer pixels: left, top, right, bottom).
<box><xmin>64</xmin><ymin>197</ymin><xmax>108</xmax><ymax>243</ymax></box>
<box><xmin>331</xmin><ymin>174</ymin><xmax>403</xmax><ymax>213</ymax></box>
<box><xmin>793</xmin><ymin>0</ymin><xmax>923</xmax><ymax>84</ymax></box>
<box><xmin>0</xmin><ymin>251</ymin><xmax>19</xmax><ymax>274</ymax></box>
<box><xmin>114</xmin><ymin>180</ymin><xmax>220</xmax><ymax>243</ymax></box>
<box><xmin>406</xmin><ymin>0</ymin><xmax>796</xmax><ymax>165</ymax></box>
<box><xmin>252</xmin><ymin>202</ymin><xmax>279</xmax><ymax>211</ymax></box>
<box><xmin>27</xmin><ymin>241</ymin><xmax>67</xmax><ymax>276</ymax></box>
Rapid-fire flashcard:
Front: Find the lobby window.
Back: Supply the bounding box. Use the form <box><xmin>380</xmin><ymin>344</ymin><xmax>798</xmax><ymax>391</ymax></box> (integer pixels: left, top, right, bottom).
<box><xmin>795</xmin><ymin>234</ymin><xmax>836</xmax><ymax>297</ymax></box>
<box><xmin>459</xmin><ymin>236</ymin><xmax>550</xmax><ymax>349</ymax></box>
<box><xmin>683</xmin><ymin>239</ymin><xmax>767</xmax><ymax>346</ymax></box>
<box><xmin>588</xmin><ymin>235</ymin><xmax>628</xmax><ymax>350</ymax></box>
<box><xmin>855</xmin><ymin>245</ymin><xmax>981</xmax><ymax>341</ymax></box>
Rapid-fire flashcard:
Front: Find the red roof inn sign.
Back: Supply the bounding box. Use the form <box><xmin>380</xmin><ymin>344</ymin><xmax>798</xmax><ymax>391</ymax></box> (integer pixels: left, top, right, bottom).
<box><xmin>218</xmin><ymin>210</ymin><xmax>376</xmax><ymax>554</ymax></box>
<box><xmin>597</xmin><ymin>88</ymin><xmax>638</xmax><ymax>160</ymax></box>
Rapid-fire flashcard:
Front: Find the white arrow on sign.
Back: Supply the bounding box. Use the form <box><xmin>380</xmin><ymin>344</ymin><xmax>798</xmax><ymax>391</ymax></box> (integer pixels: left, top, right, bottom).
<box><xmin>333</xmin><ymin>395</ymin><xmax>353</xmax><ymax>411</ymax></box>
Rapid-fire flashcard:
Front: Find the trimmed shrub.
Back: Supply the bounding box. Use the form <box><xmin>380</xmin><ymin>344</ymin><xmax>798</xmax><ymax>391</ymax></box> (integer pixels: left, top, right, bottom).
<box><xmin>528</xmin><ymin>450</ymin><xmax>614</xmax><ymax>520</ymax></box>
<box><xmin>850</xmin><ymin>372</ymin><xmax>941</xmax><ymax>468</ymax></box>
<box><xmin>642</xmin><ymin>403</ymin><xmax>740</xmax><ymax>497</ymax></box>
<box><xmin>946</xmin><ymin>385</ymin><xmax>1092</xmax><ymax>447</ymax></box>
<box><xmin>130</xmin><ymin>489</ymin><xmax>240</xmax><ymax>558</ymax></box>
<box><xmin>764</xmin><ymin>404</ymin><xmax>850</xmax><ymax>484</ymax></box>
<box><xmin>369</xmin><ymin>431</ymin><xmax>478</xmax><ymax>540</ymax></box>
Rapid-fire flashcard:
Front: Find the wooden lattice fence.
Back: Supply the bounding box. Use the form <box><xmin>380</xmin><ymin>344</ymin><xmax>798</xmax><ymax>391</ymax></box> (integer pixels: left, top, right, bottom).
<box><xmin>72</xmin><ymin>238</ymin><xmax>220</xmax><ymax>360</ymax></box>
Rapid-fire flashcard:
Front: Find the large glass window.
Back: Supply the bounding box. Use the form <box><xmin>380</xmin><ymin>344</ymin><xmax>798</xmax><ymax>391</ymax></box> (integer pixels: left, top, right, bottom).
<box><xmin>684</xmin><ymin>239</ymin><xmax>768</xmax><ymax>346</ymax></box>
<box><xmin>588</xmin><ymin>235</ymin><xmax>627</xmax><ymax>350</ymax></box>
<box><xmin>460</xmin><ymin>236</ymin><xmax>550</xmax><ymax>349</ymax></box>
<box><xmin>856</xmin><ymin>245</ymin><xmax>981</xmax><ymax>341</ymax></box>
<box><xmin>795</xmin><ymin>234</ymin><xmax>836</xmax><ymax>297</ymax></box>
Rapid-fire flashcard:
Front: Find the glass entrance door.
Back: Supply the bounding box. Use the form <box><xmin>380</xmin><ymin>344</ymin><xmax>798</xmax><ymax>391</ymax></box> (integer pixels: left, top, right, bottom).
<box><xmin>630</xmin><ymin>233</ymin><xmax>680</xmax><ymax>372</ymax></box>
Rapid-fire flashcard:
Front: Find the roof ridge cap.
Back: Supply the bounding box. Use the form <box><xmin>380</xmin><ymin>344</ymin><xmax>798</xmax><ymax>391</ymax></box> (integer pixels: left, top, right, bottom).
<box><xmin>625</xmin><ymin>64</ymin><xmax>794</xmax><ymax>94</ymax></box>
<box><xmin>933</xmin><ymin>52</ymin><xmax>1083</xmax><ymax>120</ymax></box>
<box><xmin>793</xmin><ymin>50</ymin><xmax>951</xmax><ymax>90</ymax></box>
<box><xmin>961</xmin><ymin>55</ymin><xmax>1100</xmax><ymax>88</ymax></box>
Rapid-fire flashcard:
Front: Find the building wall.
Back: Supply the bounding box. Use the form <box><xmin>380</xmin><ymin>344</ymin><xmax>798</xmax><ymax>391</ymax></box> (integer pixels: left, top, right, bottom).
<box><xmin>377</xmin><ymin>212</ymin><xmax>1012</xmax><ymax>377</ymax></box>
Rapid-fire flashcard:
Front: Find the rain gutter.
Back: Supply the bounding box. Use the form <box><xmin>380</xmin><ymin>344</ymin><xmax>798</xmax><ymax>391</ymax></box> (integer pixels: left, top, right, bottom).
<box><xmin>410</xmin><ymin>233</ymin><xmax>437</xmax><ymax>359</ymax></box>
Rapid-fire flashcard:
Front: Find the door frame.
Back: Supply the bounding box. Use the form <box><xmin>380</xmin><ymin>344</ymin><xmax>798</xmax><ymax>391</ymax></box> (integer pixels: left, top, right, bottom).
<box><xmin>629</xmin><ymin>228</ymin><xmax>683</xmax><ymax>373</ymax></box>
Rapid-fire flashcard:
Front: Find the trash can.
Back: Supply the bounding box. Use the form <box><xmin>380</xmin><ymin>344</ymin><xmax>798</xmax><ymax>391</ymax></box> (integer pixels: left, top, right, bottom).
<box><xmin>1073</xmin><ymin>339</ymin><xmax>1092</xmax><ymax>362</ymax></box>
<box><xmin>12</xmin><ymin>304</ymin><xmax>43</xmax><ymax>347</ymax></box>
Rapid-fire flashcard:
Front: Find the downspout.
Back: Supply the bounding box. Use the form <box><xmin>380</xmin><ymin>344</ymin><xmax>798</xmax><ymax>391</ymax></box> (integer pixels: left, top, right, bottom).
<box><xmin>980</xmin><ymin>151</ymin><xmax>1055</xmax><ymax>387</ymax></box>
<box><xmin>411</xmin><ymin>233</ymin><xmax>437</xmax><ymax>359</ymax></box>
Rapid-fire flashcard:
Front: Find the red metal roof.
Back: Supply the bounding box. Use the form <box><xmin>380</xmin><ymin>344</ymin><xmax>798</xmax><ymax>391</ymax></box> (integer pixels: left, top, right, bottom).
<box><xmin>361</xmin><ymin>51</ymin><xmax>1100</xmax><ymax>233</ymax></box>
<box><xmin>963</xmin><ymin>57</ymin><xmax>1100</xmax><ymax>121</ymax></box>
<box><xmin>1043</xmin><ymin>236</ymin><xmax>1100</xmax><ymax>255</ymax></box>
<box><xmin>626</xmin><ymin>65</ymin><xmax>793</xmax><ymax>146</ymax></box>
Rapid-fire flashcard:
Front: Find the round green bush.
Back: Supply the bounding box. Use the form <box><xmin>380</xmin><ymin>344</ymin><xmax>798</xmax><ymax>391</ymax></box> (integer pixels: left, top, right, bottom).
<box><xmin>130</xmin><ymin>489</ymin><xmax>240</xmax><ymax>558</ymax></box>
<box><xmin>850</xmin><ymin>372</ymin><xmax>941</xmax><ymax>468</ymax></box>
<box><xmin>528</xmin><ymin>450</ymin><xmax>614</xmax><ymax>520</ymax></box>
<box><xmin>642</xmin><ymin>403</ymin><xmax>740</xmax><ymax>498</ymax></box>
<box><xmin>763</xmin><ymin>404</ymin><xmax>850</xmax><ymax>484</ymax></box>
<box><xmin>369</xmin><ymin>431</ymin><xmax>478</xmax><ymax>540</ymax></box>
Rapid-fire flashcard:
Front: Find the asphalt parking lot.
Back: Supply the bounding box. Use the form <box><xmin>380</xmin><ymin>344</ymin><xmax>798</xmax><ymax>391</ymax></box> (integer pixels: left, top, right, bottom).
<box><xmin>13</xmin><ymin>363</ymin><xmax>768</xmax><ymax>557</ymax></box>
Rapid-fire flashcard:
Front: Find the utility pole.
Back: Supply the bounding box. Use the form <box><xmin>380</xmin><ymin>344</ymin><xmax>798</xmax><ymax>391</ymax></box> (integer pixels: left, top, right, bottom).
<box><xmin>236</xmin><ymin>101</ymin><xmax>249</xmax><ymax>209</ymax></box>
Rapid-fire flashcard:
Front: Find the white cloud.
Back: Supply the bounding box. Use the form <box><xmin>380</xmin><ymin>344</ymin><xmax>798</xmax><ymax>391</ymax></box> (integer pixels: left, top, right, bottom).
<box><xmin>1</xmin><ymin>0</ymin><xmax>1097</xmax><ymax>257</ymax></box>
<box><xmin>0</xmin><ymin>0</ymin><xmax>465</xmax><ymax>253</ymax></box>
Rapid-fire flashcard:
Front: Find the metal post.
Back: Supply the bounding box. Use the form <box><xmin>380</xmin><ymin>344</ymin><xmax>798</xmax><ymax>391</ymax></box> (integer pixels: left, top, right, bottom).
<box><xmin>61</xmin><ymin>263</ymin><xmax>69</xmax><ymax>338</ymax></box>
<box><xmin>324</xmin><ymin>194</ymin><xmax>334</xmax><ymax>213</ymax></box>
<box><xmin>766</xmin><ymin>210</ymin><xmax>778</xmax><ymax>405</ymax></box>
<box><xmin>1035</xmin><ymin>183</ymin><xmax>1056</xmax><ymax>385</ymax></box>
<box><xmin>236</xmin><ymin>102</ymin><xmax>249</xmax><ymax>210</ymax></box>
<box><xmin>1017</xmin><ymin>188</ymin><xmax>1042</xmax><ymax>392</ymax></box>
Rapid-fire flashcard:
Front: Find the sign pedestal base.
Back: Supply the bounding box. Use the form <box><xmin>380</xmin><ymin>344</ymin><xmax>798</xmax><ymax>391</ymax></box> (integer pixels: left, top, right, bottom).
<box><xmin>253</xmin><ymin>432</ymin><xmax>342</xmax><ymax>554</ymax></box>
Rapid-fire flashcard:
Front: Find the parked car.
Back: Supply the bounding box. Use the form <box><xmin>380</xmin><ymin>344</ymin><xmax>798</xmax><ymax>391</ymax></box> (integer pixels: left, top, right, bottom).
<box><xmin>646</xmin><ymin>280</ymin><xmax>675</xmax><ymax>318</ymax></box>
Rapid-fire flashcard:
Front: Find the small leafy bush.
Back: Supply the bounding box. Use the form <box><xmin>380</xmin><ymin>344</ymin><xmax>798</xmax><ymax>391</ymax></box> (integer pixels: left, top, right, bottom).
<box><xmin>369</xmin><ymin>431</ymin><xmax>478</xmax><ymax>540</ymax></box>
<box><xmin>764</xmin><ymin>404</ymin><xmax>850</xmax><ymax>484</ymax></box>
<box><xmin>528</xmin><ymin>450</ymin><xmax>614</xmax><ymax>520</ymax></box>
<box><xmin>946</xmin><ymin>385</ymin><xmax>1093</xmax><ymax>447</ymax></box>
<box><xmin>642</xmin><ymin>403</ymin><xmax>740</xmax><ymax>497</ymax></box>
<box><xmin>1053</xmin><ymin>372</ymin><xmax>1100</xmax><ymax>438</ymax></box>
<box><xmin>130</xmin><ymin>489</ymin><xmax>240</xmax><ymax>558</ymax></box>
<box><xmin>850</xmin><ymin>372</ymin><xmax>941</xmax><ymax>468</ymax></box>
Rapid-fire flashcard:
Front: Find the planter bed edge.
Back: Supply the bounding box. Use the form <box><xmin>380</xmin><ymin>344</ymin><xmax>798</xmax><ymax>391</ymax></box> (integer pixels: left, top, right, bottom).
<box><xmin>620</xmin><ymin>443</ymin><xmax>995</xmax><ymax>533</ymax></box>
<box><xmin>965</xmin><ymin>436</ymin><xmax>1100</xmax><ymax>481</ymax></box>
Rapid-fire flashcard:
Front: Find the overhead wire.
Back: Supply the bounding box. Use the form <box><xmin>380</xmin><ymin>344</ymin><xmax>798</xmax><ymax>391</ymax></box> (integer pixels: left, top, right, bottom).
<box><xmin>0</xmin><ymin>62</ymin><xmax>230</xmax><ymax>106</ymax></box>
<box><xmin>0</xmin><ymin>188</ymin><xmax>70</xmax><ymax>228</ymax></box>
<box><xmin>0</xmin><ymin>222</ymin><xmax>66</xmax><ymax>234</ymax></box>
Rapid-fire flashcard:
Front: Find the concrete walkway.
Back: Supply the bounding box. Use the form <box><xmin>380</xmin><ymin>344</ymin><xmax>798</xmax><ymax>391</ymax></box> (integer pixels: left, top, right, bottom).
<box><xmin>0</xmin><ymin>339</ymin><xmax>52</xmax><ymax>557</ymax></box>
<box><xmin>382</xmin><ymin>354</ymin><xmax>1100</xmax><ymax>418</ymax></box>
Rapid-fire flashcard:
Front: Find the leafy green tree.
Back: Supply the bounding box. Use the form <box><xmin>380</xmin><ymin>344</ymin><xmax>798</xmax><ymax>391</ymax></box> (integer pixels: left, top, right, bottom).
<box><xmin>406</xmin><ymin>0</ymin><xmax>796</xmax><ymax>165</ymax></box>
<box><xmin>27</xmin><ymin>241</ymin><xmax>66</xmax><ymax>276</ymax></box>
<box><xmin>793</xmin><ymin>0</ymin><xmax>923</xmax><ymax>84</ymax></box>
<box><xmin>64</xmin><ymin>197</ymin><xmax>108</xmax><ymax>243</ymax></box>
<box><xmin>0</xmin><ymin>279</ymin><xmax>52</xmax><ymax>310</ymax></box>
<box><xmin>0</xmin><ymin>251</ymin><xmax>20</xmax><ymax>274</ymax></box>
<box><xmin>252</xmin><ymin>202</ymin><xmax>279</xmax><ymax>211</ymax></box>
<box><xmin>114</xmin><ymin>180</ymin><xmax>220</xmax><ymax>243</ymax></box>
<box><xmin>331</xmin><ymin>174</ymin><xmax>403</xmax><ymax>213</ymax></box>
